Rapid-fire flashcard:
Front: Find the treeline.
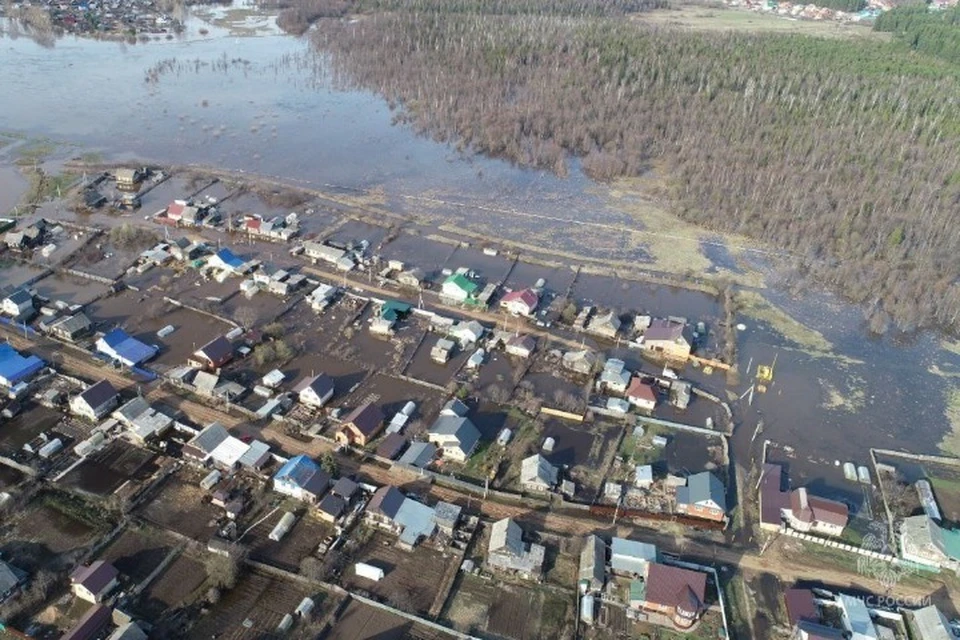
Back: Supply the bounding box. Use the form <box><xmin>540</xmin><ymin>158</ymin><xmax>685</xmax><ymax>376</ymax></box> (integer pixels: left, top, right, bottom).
<box><xmin>818</xmin><ymin>0</ymin><xmax>865</xmax><ymax>11</ymax></box>
<box><xmin>260</xmin><ymin>0</ymin><xmax>663</xmax><ymax>34</ymax></box>
<box><xmin>875</xmin><ymin>4</ymin><xmax>960</xmax><ymax>63</ymax></box>
<box><xmin>312</xmin><ymin>11</ymin><xmax>960</xmax><ymax>333</ymax></box>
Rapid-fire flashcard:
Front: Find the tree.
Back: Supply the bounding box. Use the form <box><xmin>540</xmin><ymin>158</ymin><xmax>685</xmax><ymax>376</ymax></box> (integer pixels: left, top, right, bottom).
<box><xmin>233</xmin><ymin>306</ymin><xmax>258</xmax><ymax>330</ymax></box>
<box><xmin>320</xmin><ymin>451</ymin><xmax>338</xmax><ymax>476</ymax></box>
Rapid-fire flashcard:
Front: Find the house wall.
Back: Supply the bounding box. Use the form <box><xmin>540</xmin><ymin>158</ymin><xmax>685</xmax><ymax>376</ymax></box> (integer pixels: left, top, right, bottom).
<box><xmin>677</xmin><ymin>503</ymin><xmax>725</xmax><ymax>522</ymax></box>
<box><xmin>809</xmin><ymin>520</ymin><xmax>845</xmax><ymax>537</ymax></box>
<box><xmin>642</xmin><ymin>340</ymin><xmax>691</xmax><ymax>360</ymax></box>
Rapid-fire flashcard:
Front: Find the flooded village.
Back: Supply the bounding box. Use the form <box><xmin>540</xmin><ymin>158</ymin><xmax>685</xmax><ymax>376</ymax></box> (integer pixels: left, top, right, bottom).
<box><xmin>0</xmin><ymin>159</ymin><xmax>956</xmax><ymax>640</ymax></box>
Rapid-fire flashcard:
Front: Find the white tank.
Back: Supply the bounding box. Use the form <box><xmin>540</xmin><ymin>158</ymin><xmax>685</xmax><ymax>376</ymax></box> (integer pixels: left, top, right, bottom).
<box><xmin>401</xmin><ymin>401</ymin><xmax>416</xmax><ymax>416</ymax></box>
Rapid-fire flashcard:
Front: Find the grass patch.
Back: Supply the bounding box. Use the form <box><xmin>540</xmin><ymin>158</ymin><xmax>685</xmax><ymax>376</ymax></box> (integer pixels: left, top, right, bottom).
<box><xmin>15</xmin><ymin>140</ymin><xmax>56</xmax><ymax>167</ymax></box>
<box><xmin>721</xmin><ymin>573</ymin><xmax>752</xmax><ymax>640</ymax></box>
<box><xmin>735</xmin><ymin>290</ymin><xmax>834</xmax><ymax>355</ymax></box>
<box><xmin>638</xmin><ymin>5</ymin><xmax>885</xmax><ymax>38</ymax></box>
<box><xmin>41</xmin><ymin>490</ymin><xmax>114</xmax><ymax>530</ymax></box>
<box><xmin>819</xmin><ymin>374</ymin><xmax>867</xmax><ymax>413</ymax></box>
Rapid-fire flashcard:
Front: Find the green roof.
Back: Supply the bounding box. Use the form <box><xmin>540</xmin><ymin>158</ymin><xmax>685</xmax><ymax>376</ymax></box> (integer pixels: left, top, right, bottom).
<box><xmin>629</xmin><ymin>579</ymin><xmax>646</xmax><ymax>602</ymax></box>
<box><xmin>936</xmin><ymin>524</ymin><xmax>960</xmax><ymax>559</ymax></box>
<box><xmin>444</xmin><ymin>273</ymin><xmax>478</xmax><ymax>294</ymax></box>
<box><xmin>381</xmin><ymin>300</ymin><xmax>413</xmax><ymax>322</ymax></box>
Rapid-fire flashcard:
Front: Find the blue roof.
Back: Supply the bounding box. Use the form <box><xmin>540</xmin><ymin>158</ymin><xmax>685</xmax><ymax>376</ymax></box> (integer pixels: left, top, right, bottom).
<box><xmin>274</xmin><ymin>454</ymin><xmax>329</xmax><ymax>495</ymax></box>
<box><xmin>99</xmin><ymin>329</ymin><xmax>157</xmax><ymax>365</ymax></box>
<box><xmin>216</xmin><ymin>248</ymin><xmax>244</xmax><ymax>270</ymax></box>
<box><xmin>0</xmin><ymin>344</ymin><xmax>44</xmax><ymax>385</ymax></box>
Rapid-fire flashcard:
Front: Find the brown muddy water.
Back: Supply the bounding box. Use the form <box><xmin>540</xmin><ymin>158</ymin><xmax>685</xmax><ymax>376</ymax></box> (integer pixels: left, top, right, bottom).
<box><xmin>1</xmin><ymin>7</ymin><xmax>957</xmax><ymax>503</ymax></box>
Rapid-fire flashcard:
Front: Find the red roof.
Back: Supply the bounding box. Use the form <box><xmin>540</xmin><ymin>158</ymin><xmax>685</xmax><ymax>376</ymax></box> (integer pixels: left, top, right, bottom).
<box><xmin>245</xmin><ymin>218</ymin><xmax>261</xmax><ymax>231</ymax></box>
<box><xmin>626</xmin><ymin>377</ymin><xmax>657</xmax><ymax>402</ymax></box>
<box><xmin>790</xmin><ymin>489</ymin><xmax>848</xmax><ymax>527</ymax></box>
<box><xmin>166</xmin><ymin>201</ymin><xmax>186</xmax><ymax>219</ymax></box>
<box><xmin>645</xmin><ymin>563</ymin><xmax>707</xmax><ymax>613</ymax></box>
<box><xmin>501</xmin><ymin>289</ymin><xmax>538</xmax><ymax>310</ymax></box>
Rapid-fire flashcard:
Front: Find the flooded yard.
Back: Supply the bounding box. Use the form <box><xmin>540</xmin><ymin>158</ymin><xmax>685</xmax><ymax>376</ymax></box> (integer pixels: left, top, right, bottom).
<box><xmin>32</xmin><ymin>273</ymin><xmax>110</xmax><ymax>306</ymax></box>
<box><xmin>60</xmin><ymin>439</ymin><xmax>158</xmax><ymax>496</ymax></box>
<box><xmin>0</xmin><ymin>403</ymin><xmax>62</xmax><ymax>456</ymax></box>
<box><xmin>378</xmin><ymin>231</ymin><xmax>455</xmax><ymax>282</ymax></box>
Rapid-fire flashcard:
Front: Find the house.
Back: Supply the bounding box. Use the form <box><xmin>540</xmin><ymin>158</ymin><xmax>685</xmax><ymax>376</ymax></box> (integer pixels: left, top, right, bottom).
<box><xmin>433</xmin><ymin>502</ymin><xmax>462</xmax><ymax>536</ymax></box>
<box><xmin>642</xmin><ymin>319</ymin><xmax>692</xmax><ymax>360</ymax></box>
<box><xmin>45</xmin><ymin>312</ymin><xmax>93</xmax><ymax>342</ymax></box>
<box><xmin>520</xmin><ymin>454</ymin><xmax>558</xmax><ymax>492</ymax></box>
<box><xmin>505</xmin><ymin>334</ymin><xmax>536</xmax><ymax>358</ymax></box>
<box><xmin>431</xmin><ymin>338</ymin><xmax>455</xmax><ymax>363</ymax></box>
<box><xmin>784</xmin><ymin>588</ymin><xmax>819</xmax><ymax>626</ymax></box>
<box><xmin>2</xmin><ymin>288</ymin><xmax>34</xmax><ymax>318</ymax></box>
<box><xmin>500</xmin><ymin>288</ymin><xmax>539</xmax><ymax>316</ymax></box>
<box><xmin>209</xmin><ymin>248</ymin><xmax>246</xmax><ymax>274</ymax></box>
<box><xmin>331</xmin><ymin>477</ymin><xmax>359</xmax><ymax>503</ymax></box>
<box><xmin>586</xmin><ymin>310</ymin><xmax>621</xmax><ymax>339</ymax></box>
<box><xmin>190</xmin><ymin>336</ymin><xmax>233</xmax><ymax>370</ymax></box>
<box><xmin>452</xmin><ymin>320</ymin><xmax>485</xmax><ymax>346</ymax></box>
<box><xmin>625</xmin><ymin>377</ymin><xmax>657</xmax><ymax>411</ymax></box>
<box><xmin>635</xmin><ymin>464</ymin><xmax>654</xmax><ymax>489</ymax></box>
<box><xmin>318</xmin><ymin>493</ymin><xmax>346</xmax><ymax>522</ymax></box>
<box><xmin>70</xmin><ymin>560</ymin><xmax>119</xmax><ymax>603</ymax></box>
<box><xmin>792</xmin><ymin>622</ymin><xmax>848</xmax><ymax>640</ymax></box>
<box><xmin>487</xmin><ymin>518</ymin><xmax>545</xmax><ymax>580</ymax></box>
<box><xmin>758</xmin><ymin>463</ymin><xmax>791</xmax><ymax>532</ymax></box>
<box><xmin>785</xmin><ymin>488</ymin><xmax>848</xmax><ymax>537</ymax></box>
<box><xmin>108</xmin><ymin>621</ymin><xmax>149</xmax><ymax>640</ymax></box>
<box><xmin>599</xmin><ymin>358</ymin><xmax>631</xmax><ymax>394</ymax></box>
<box><xmin>676</xmin><ymin>472</ymin><xmax>726</xmax><ymax>522</ymax></box>
<box><xmin>96</xmin><ymin>328</ymin><xmax>157</xmax><ymax>367</ymax></box>
<box><xmin>336</xmin><ymin>402</ymin><xmax>384</xmax><ymax>447</ymax></box>
<box><xmin>837</xmin><ymin>593</ymin><xmax>880</xmax><ymax>640</ymax></box>
<box><xmin>900</xmin><ymin>515</ymin><xmax>960</xmax><ymax>570</ymax></box>
<box><xmin>610</xmin><ymin>537</ymin><xmax>658</xmax><ymax>577</ymax></box>
<box><xmin>366</xmin><ymin>486</ymin><xmax>438</xmax><ymax>548</ymax></box>
<box><xmin>579</xmin><ymin>535</ymin><xmax>605</xmax><ymax>592</ymax></box>
<box><xmin>908</xmin><ymin>604</ymin><xmax>954</xmax><ymax>640</ymax></box>
<box><xmin>69</xmin><ymin>380</ymin><xmax>119</xmax><ymax>421</ymax></box>
<box><xmin>273</xmin><ymin>454</ymin><xmax>330</xmax><ymax>503</ymax></box>
<box><xmin>182</xmin><ymin>422</ymin><xmax>230</xmax><ymax>462</ymax></box>
<box><xmin>607</xmin><ymin>397</ymin><xmax>630</xmax><ymax>415</ymax></box>
<box><xmin>61</xmin><ymin>604</ymin><xmax>112</xmax><ymax>640</ymax></box>
<box><xmin>307</xmin><ymin>284</ymin><xmax>338</xmax><ymax>312</ymax></box>
<box><xmin>631</xmin><ymin>562</ymin><xmax>707</xmax><ymax>629</ymax></box>
<box><xmin>0</xmin><ymin>343</ymin><xmax>45</xmax><ymax>387</ymax></box>
<box><xmin>427</xmin><ymin>414</ymin><xmax>481</xmax><ymax>462</ymax></box>
<box><xmin>562</xmin><ymin>349</ymin><xmax>599</xmax><ymax>376</ymax></box>
<box><xmin>294</xmin><ymin>373</ymin><xmax>335</xmax><ymax>408</ymax></box>
<box><xmin>376</xmin><ymin>433</ymin><xmax>408</xmax><ymax>460</ymax></box>
<box><xmin>397</xmin><ymin>268</ymin><xmax>424</xmax><ymax>289</ymax></box>
<box><xmin>0</xmin><ymin>559</ymin><xmax>27</xmax><ymax>602</ymax></box>
<box><xmin>398</xmin><ymin>441</ymin><xmax>437</xmax><ymax>468</ymax></box>
<box><xmin>114</xmin><ymin>168</ymin><xmax>141</xmax><ymax>190</ymax></box>
<box><xmin>441</xmin><ymin>273</ymin><xmax>479</xmax><ymax>303</ymax></box>
<box><xmin>304</xmin><ymin>241</ymin><xmax>352</xmax><ymax>269</ymax></box>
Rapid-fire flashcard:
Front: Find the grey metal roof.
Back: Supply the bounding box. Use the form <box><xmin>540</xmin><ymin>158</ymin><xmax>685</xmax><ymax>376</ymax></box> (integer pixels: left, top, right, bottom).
<box><xmin>394</xmin><ymin>497</ymin><xmax>437</xmax><ymax>546</ymax></box>
<box><xmin>610</xmin><ymin>537</ymin><xmax>657</xmax><ymax>575</ymax></box>
<box><xmin>78</xmin><ymin>380</ymin><xmax>117</xmax><ymax>409</ymax></box>
<box><xmin>0</xmin><ymin>559</ymin><xmax>26</xmax><ymax>595</ymax></box>
<box><xmin>429</xmin><ymin>415</ymin><xmax>480</xmax><ymax>455</ymax></box>
<box><xmin>368</xmin><ymin>485</ymin><xmax>405</xmax><ymax>519</ymax></box>
<box><xmin>433</xmin><ymin>501</ymin><xmax>462</xmax><ymax>528</ymax></box>
<box><xmin>398</xmin><ymin>442</ymin><xmax>437</xmax><ymax>468</ymax></box>
<box><xmin>113</xmin><ymin>396</ymin><xmax>151</xmax><ymax>424</ymax></box>
<box><xmin>579</xmin><ymin>535</ymin><xmax>605</xmax><ymax>586</ymax></box>
<box><xmin>331</xmin><ymin>477</ymin><xmax>359</xmax><ymax>500</ymax></box>
<box><xmin>490</xmin><ymin>518</ymin><xmax>524</xmax><ymax>556</ymax></box>
<box><xmin>239</xmin><ymin>440</ymin><xmax>271</xmax><ymax>468</ymax></box>
<box><xmin>911</xmin><ymin>605</ymin><xmax>953</xmax><ymax>640</ymax></box>
<box><xmin>677</xmin><ymin>471</ymin><xmax>725</xmax><ymax>511</ymax></box>
<box><xmin>521</xmin><ymin>454</ymin><xmax>558</xmax><ymax>487</ymax></box>
<box><xmin>191</xmin><ymin>422</ymin><xmax>230</xmax><ymax>454</ymax></box>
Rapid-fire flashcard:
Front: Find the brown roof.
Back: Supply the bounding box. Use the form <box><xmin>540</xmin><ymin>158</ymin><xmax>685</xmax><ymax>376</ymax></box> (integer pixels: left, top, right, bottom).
<box><xmin>195</xmin><ymin>336</ymin><xmax>233</xmax><ymax>366</ymax></box>
<box><xmin>367</xmin><ymin>485</ymin><xmax>404</xmax><ymax>519</ymax></box>
<box><xmin>644</xmin><ymin>562</ymin><xmax>706</xmax><ymax>612</ymax></box>
<box><xmin>70</xmin><ymin>560</ymin><xmax>118</xmax><ymax>595</ymax></box>
<box><xmin>376</xmin><ymin>433</ymin><xmax>407</xmax><ymax>460</ymax></box>
<box><xmin>644</xmin><ymin>319</ymin><xmax>686</xmax><ymax>343</ymax></box>
<box><xmin>626</xmin><ymin>378</ymin><xmax>657</xmax><ymax>402</ymax></box>
<box><xmin>759</xmin><ymin>464</ymin><xmax>790</xmax><ymax>527</ymax></box>
<box><xmin>784</xmin><ymin>588</ymin><xmax>818</xmax><ymax>625</ymax></box>
<box><xmin>790</xmin><ymin>489</ymin><xmax>848</xmax><ymax>527</ymax></box>
<box><xmin>61</xmin><ymin>603</ymin><xmax>111</xmax><ymax>640</ymax></box>
<box><xmin>343</xmin><ymin>402</ymin><xmax>384</xmax><ymax>437</ymax></box>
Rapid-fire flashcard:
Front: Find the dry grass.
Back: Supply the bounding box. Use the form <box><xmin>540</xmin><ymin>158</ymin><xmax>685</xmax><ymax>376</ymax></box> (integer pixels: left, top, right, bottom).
<box><xmin>637</xmin><ymin>5</ymin><xmax>887</xmax><ymax>39</ymax></box>
<box><xmin>940</xmin><ymin>387</ymin><xmax>960</xmax><ymax>457</ymax></box>
<box><xmin>735</xmin><ymin>290</ymin><xmax>834</xmax><ymax>355</ymax></box>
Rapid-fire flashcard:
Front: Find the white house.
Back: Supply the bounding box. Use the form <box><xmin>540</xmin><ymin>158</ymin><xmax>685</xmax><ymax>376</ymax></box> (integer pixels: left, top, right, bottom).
<box><xmin>2</xmin><ymin>289</ymin><xmax>33</xmax><ymax>318</ymax></box>
<box><xmin>520</xmin><ymin>454</ymin><xmax>558</xmax><ymax>492</ymax></box>
<box><xmin>427</xmin><ymin>414</ymin><xmax>481</xmax><ymax>462</ymax></box>
<box><xmin>69</xmin><ymin>380</ymin><xmax>119</xmax><ymax>421</ymax></box>
<box><xmin>625</xmin><ymin>377</ymin><xmax>657</xmax><ymax>411</ymax></box>
<box><xmin>294</xmin><ymin>374</ymin><xmax>335</xmax><ymax>408</ymax></box>
<box><xmin>500</xmin><ymin>289</ymin><xmax>539</xmax><ymax>316</ymax></box>
<box><xmin>273</xmin><ymin>455</ymin><xmax>331</xmax><ymax>503</ymax></box>
<box><xmin>70</xmin><ymin>561</ymin><xmax>118</xmax><ymax>603</ymax></box>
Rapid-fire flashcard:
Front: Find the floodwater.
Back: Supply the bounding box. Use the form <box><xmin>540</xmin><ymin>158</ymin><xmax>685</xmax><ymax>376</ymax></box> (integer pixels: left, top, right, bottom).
<box><xmin>1</xmin><ymin>5</ymin><xmax>958</xmax><ymax>498</ymax></box>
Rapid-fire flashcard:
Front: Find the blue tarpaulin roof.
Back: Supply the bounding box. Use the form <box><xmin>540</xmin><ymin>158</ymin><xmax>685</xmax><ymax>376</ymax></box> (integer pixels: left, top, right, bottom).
<box><xmin>0</xmin><ymin>343</ymin><xmax>44</xmax><ymax>385</ymax></box>
<box><xmin>216</xmin><ymin>248</ymin><xmax>245</xmax><ymax>270</ymax></box>
<box><xmin>99</xmin><ymin>329</ymin><xmax>157</xmax><ymax>366</ymax></box>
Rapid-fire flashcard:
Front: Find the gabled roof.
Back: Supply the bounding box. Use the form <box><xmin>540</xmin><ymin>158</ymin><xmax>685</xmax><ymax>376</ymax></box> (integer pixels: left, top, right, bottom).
<box><xmin>98</xmin><ymin>328</ymin><xmax>156</xmax><ymax>365</ymax></box>
<box><xmin>398</xmin><ymin>441</ymin><xmax>437</xmax><ymax>468</ymax></box>
<box><xmin>644</xmin><ymin>563</ymin><xmax>706</xmax><ymax>612</ymax></box>
<box><xmin>0</xmin><ymin>343</ymin><xmax>44</xmax><ymax>384</ymax></box>
<box><xmin>677</xmin><ymin>472</ymin><xmax>725</xmax><ymax>511</ymax></box>
<box><xmin>49</xmin><ymin>312</ymin><xmax>92</xmax><ymax>335</ymax></box>
<box><xmin>444</xmin><ymin>273</ymin><xmax>478</xmax><ymax>294</ymax></box>
<box><xmin>785</xmin><ymin>588</ymin><xmax>818</xmax><ymax>625</ymax></box>
<box><xmin>190</xmin><ymin>422</ymin><xmax>230</xmax><ymax>455</ymax></box>
<box><xmin>61</xmin><ymin>603</ymin><xmax>111</xmax><ymax>640</ymax></box>
<box><xmin>376</xmin><ymin>433</ymin><xmax>407</xmax><ymax>460</ymax></box>
<box><xmin>77</xmin><ymin>380</ymin><xmax>117</xmax><ymax>409</ymax></box>
<box><xmin>331</xmin><ymin>477</ymin><xmax>359</xmax><ymax>500</ymax></box>
<box><xmin>790</xmin><ymin>488</ymin><xmax>847</xmax><ymax>527</ymax></box>
<box><xmin>274</xmin><ymin>454</ymin><xmax>329</xmax><ymax>495</ymax></box>
<box><xmin>343</xmin><ymin>402</ymin><xmax>384</xmax><ymax>437</ymax></box>
<box><xmin>521</xmin><ymin>454</ymin><xmax>558</xmax><ymax>487</ymax></box>
<box><xmin>195</xmin><ymin>336</ymin><xmax>232</xmax><ymax>364</ymax></box>
<box><xmin>368</xmin><ymin>485</ymin><xmax>405</xmax><ymax>519</ymax></box>
<box><xmin>610</xmin><ymin>537</ymin><xmax>657</xmax><ymax>575</ymax></box>
<box><xmin>442</xmin><ymin>398</ymin><xmax>469</xmax><ymax>417</ymax></box>
<box><xmin>490</xmin><ymin>518</ymin><xmax>524</xmax><ymax>556</ymax></box>
<box><xmin>626</xmin><ymin>377</ymin><xmax>657</xmax><ymax>402</ymax></box>
<box><xmin>579</xmin><ymin>535</ymin><xmax>605</xmax><ymax>586</ymax></box>
<box><xmin>429</xmin><ymin>415</ymin><xmax>481</xmax><ymax>455</ymax></box>
<box><xmin>759</xmin><ymin>463</ymin><xmax>790</xmax><ymax>527</ymax></box>
<box><xmin>294</xmin><ymin>373</ymin><xmax>335</xmax><ymax>398</ymax></box>
<box><xmin>506</xmin><ymin>334</ymin><xmax>536</xmax><ymax>352</ymax></box>
<box><xmin>318</xmin><ymin>493</ymin><xmax>346</xmax><ymax>519</ymax></box>
<box><xmin>5</xmin><ymin>288</ymin><xmax>32</xmax><ymax>305</ymax></box>
<box><xmin>113</xmin><ymin>397</ymin><xmax>150</xmax><ymax>424</ymax></box>
<box><xmin>911</xmin><ymin>605</ymin><xmax>953</xmax><ymax>640</ymax></box>
<box><xmin>0</xmin><ymin>559</ymin><xmax>26</xmax><ymax>595</ymax></box>
<box><xmin>238</xmin><ymin>440</ymin><xmax>271</xmax><ymax>468</ymax></box>
<box><xmin>501</xmin><ymin>288</ymin><xmax>538</xmax><ymax>309</ymax></box>
<box><xmin>645</xmin><ymin>318</ymin><xmax>686</xmax><ymax>342</ymax></box>
<box><xmin>215</xmin><ymin>248</ymin><xmax>245</xmax><ymax>270</ymax></box>
<box><xmin>70</xmin><ymin>560</ymin><xmax>118</xmax><ymax>594</ymax></box>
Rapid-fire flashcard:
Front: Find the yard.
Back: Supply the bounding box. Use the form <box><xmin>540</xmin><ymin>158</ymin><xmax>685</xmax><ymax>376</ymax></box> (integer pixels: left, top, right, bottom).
<box><xmin>139</xmin><ymin>468</ymin><xmax>222</xmax><ymax>541</ymax></box>
<box><xmin>59</xmin><ymin>439</ymin><xmax>158</xmax><ymax>496</ymax></box>
<box><xmin>138</xmin><ymin>553</ymin><xmax>209</xmax><ymax>623</ymax></box>
<box><xmin>97</xmin><ymin>526</ymin><xmax>178</xmax><ymax>584</ymax></box>
<box><xmin>246</xmin><ymin>509</ymin><xmax>334</xmax><ymax>573</ymax></box>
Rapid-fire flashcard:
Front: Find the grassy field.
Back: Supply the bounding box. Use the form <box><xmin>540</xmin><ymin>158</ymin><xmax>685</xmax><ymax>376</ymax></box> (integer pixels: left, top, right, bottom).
<box><xmin>940</xmin><ymin>387</ymin><xmax>960</xmax><ymax>457</ymax></box>
<box><xmin>637</xmin><ymin>5</ymin><xmax>887</xmax><ymax>39</ymax></box>
<box><xmin>735</xmin><ymin>290</ymin><xmax>836</xmax><ymax>356</ymax></box>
